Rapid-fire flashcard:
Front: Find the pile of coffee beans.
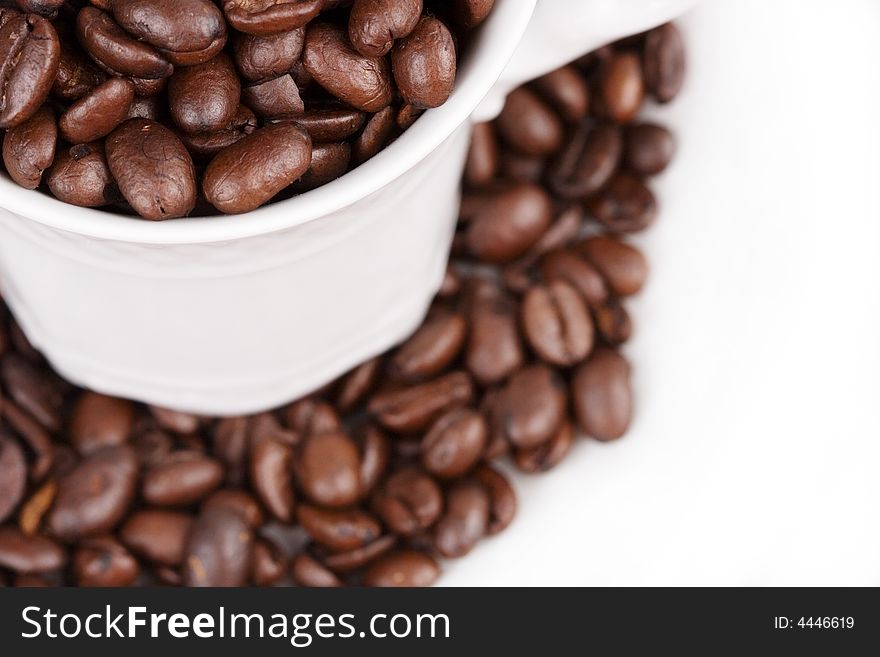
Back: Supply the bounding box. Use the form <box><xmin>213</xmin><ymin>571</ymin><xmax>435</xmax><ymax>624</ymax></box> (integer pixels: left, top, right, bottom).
<box><xmin>0</xmin><ymin>23</ymin><xmax>685</xmax><ymax>587</ymax></box>
<box><xmin>0</xmin><ymin>0</ymin><xmax>493</xmax><ymax>219</ymax></box>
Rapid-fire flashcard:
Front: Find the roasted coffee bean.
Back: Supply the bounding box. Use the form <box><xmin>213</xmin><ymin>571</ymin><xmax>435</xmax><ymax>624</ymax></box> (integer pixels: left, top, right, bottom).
<box><xmin>127</xmin><ymin>94</ymin><xmax>165</xmax><ymax>121</ymax></box>
<box><xmin>183</xmin><ymin>506</ymin><xmax>253</xmax><ymax>587</ymax></box>
<box><xmin>2</xmin><ymin>106</ymin><xmax>57</xmax><ymax>189</ymax></box>
<box><xmin>203</xmin><ymin>122</ymin><xmax>312</xmax><ymax>214</ymax></box>
<box><xmin>223</xmin><ymin>0</ymin><xmax>323</xmax><ymax>37</ymax></box>
<box><xmin>349</xmin><ymin>0</ymin><xmax>421</xmax><ymax>58</ymax></box>
<box><xmin>106</xmin><ymin>119</ymin><xmax>197</xmax><ymax>220</ymax></box>
<box><xmin>294</xmin><ymin>141</ymin><xmax>351</xmax><ymax>191</ymax></box>
<box><xmin>0</xmin><ymin>352</ymin><xmax>64</xmax><ymax>431</ymax></box>
<box><xmin>76</xmin><ymin>8</ymin><xmax>172</xmax><ymax>81</ymax></box>
<box><xmin>572</xmin><ymin>347</ymin><xmax>633</xmax><ymax>441</ymax></box>
<box><xmin>252</xmin><ymin>537</ymin><xmax>286</xmax><ymax>586</ymax></box>
<box><xmin>335</xmin><ymin>357</ymin><xmax>381</xmax><ymax>412</ymax></box>
<box><xmin>497</xmin><ymin>87</ymin><xmax>563</xmax><ymax>156</ymax></box>
<box><xmin>298</xmin><ymin>504</ymin><xmax>381</xmax><ymax>552</ymax></box>
<box><xmin>600</xmin><ymin>52</ymin><xmax>644</xmax><ymax>124</ymax></box>
<box><xmin>284</xmin><ymin>398</ymin><xmax>341</xmax><ymax>437</ymax></box>
<box><xmin>451</xmin><ymin>0</ymin><xmax>494</xmax><ymax>30</ymax></box>
<box><xmin>303</xmin><ymin>22</ymin><xmax>393</xmax><ymax>113</ymax></box>
<box><xmin>593</xmin><ymin>294</ymin><xmax>633</xmax><ymax>346</ymax></box>
<box><xmin>578</xmin><ymin>235</ymin><xmax>648</xmax><ymax>297</ymax></box>
<box><xmin>178</xmin><ymin>104</ymin><xmax>258</xmax><ymax>160</ymax></box>
<box><xmin>18</xmin><ymin>478</ymin><xmax>57</xmax><ymax>535</ymax></box>
<box><xmin>421</xmin><ymin>408</ymin><xmax>487</xmax><ymax>479</ymax></box>
<box><xmin>53</xmin><ymin>46</ymin><xmax>105</xmax><ymax>101</ymax></box>
<box><xmin>0</xmin><ymin>398</ymin><xmax>54</xmax><ymax>481</ymax></box>
<box><xmin>587</xmin><ymin>172</ymin><xmax>657</xmax><ymax>233</ymax></box>
<box><xmin>389</xmin><ymin>312</ymin><xmax>466</xmax><ymax>381</ymax></box>
<box><xmin>112</xmin><ymin>0</ymin><xmax>227</xmax><ymax>67</ymax></box>
<box><xmin>297</xmin><ymin>431</ymin><xmax>361</xmax><ymax>508</ymax></box>
<box><xmin>72</xmin><ymin>535</ymin><xmax>139</xmax><ymax>587</ymax></box>
<box><xmin>148</xmin><ymin>406</ymin><xmax>201</xmax><ymax>435</ymax></box>
<box><xmin>464</xmin><ymin>121</ymin><xmax>498</xmax><ymax>187</ymax></box>
<box><xmin>644</xmin><ymin>23</ymin><xmax>686</xmax><ymax>103</ymax></box>
<box><xmin>474</xmin><ymin>464</ymin><xmax>516</xmax><ymax>534</ymax></box>
<box><xmin>15</xmin><ymin>1</ymin><xmax>64</xmax><ymax>19</ymax></box>
<box><xmin>434</xmin><ymin>480</ymin><xmax>489</xmax><ymax>558</ymax></box>
<box><xmin>547</xmin><ymin>122</ymin><xmax>622</xmax><ymax>200</ymax></box>
<box><xmin>514</xmin><ymin>420</ymin><xmax>574</xmax><ymax>473</ymax></box>
<box><xmin>47</xmin><ymin>142</ymin><xmax>117</xmax><ymax>207</ymax></box>
<box><xmin>0</xmin><ymin>526</ymin><xmax>66</xmax><ymax>574</ymax></box>
<box><xmin>295</xmin><ymin>105</ymin><xmax>366</xmax><ymax>142</ymax></box>
<box><xmin>212</xmin><ymin>416</ymin><xmax>250</xmax><ymax>486</ymax></box>
<box><xmin>48</xmin><ymin>445</ymin><xmax>139</xmax><ymax>542</ymax></box>
<box><xmin>625</xmin><ymin>122</ymin><xmax>675</xmax><ymax>175</ymax></box>
<box><xmin>202</xmin><ymin>489</ymin><xmax>265</xmax><ymax>528</ymax></box>
<box><xmin>321</xmin><ymin>533</ymin><xmax>396</xmax><ymax>573</ymax></box>
<box><xmin>392</xmin><ymin>16</ymin><xmax>456</xmax><ymax>109</ymax></box>
<box><xmin>291</xmin><ymin>553</ymin><xmax>342</xmax><ymax>587</ymax></box>
<box><xmin>0</xmin><ymin>434</ymin><xmax>27</xmax><ymax>523</ymax></box>
<box><xmin>68</xmin><ymin>391</ymin><xmax>134</xmax><ymax>455</ymax></box>
<box><xmin>540</xmin><ymin>248</ymin><xmax>608</xmax><ymax>308</ymax></box>
<box><xmin>0</xmin><ymin>14</ymin><xmax>60</xmax><ymax>129</ymax></box>
<box><xmin>372</xmin><ymin>466</ymin><xmax>442</xmax><ymax>535</ymax></box>
<box><xmin>250</xmin><ymin>432</ymin><xmax>296</xmax><ymax>522</ymax></box>
<box><xmin>464</xmin><ymin>281</ymin><xmax>524</xmax><ymax>386</ymax></box>
<box><xmin>362</xmin><ymin>550</ymin><xmax>439</xmax><ymax>587</ymax></box>
<box><xmin>492</xmin><ymin>365</ymin><xmax>566</xmax><ymax>449</ymax></box>
<box><xmin>531</xmin><ymin>65</ymin><xmax>590</xmax><ymax>124</ymax></box>
<box><xmin>242</xmin><ymin>73</ymin><xmax>304</xmax><ymax>118</ymax></box>
<box><xmin>169</xmin><ymin>53</ymin><xmax>240</xmax><ymax>135</ymax></box>
<box><xmin>521</xmin><ymin>280</ymin><xmax>594</xmax><ymax>367</ymax></box>
<box><xmin>351</xmin><ymin>105</ymin><xmax>395</xmax><ymax>163</ymax></box>
<box><xmin>120</xmin><ymin>510</ymin><xmax>193</xmax><ymax>566</ymax></box>
<box><xmin>59</xmin><ymin>77</ymin><xmax>134</xmax><ymax>143</ymax></box>
<box><xmin>368</xmin><ymin>371</ymin><xmax>473</xmax><ymax>433</ymax></box>
<box><xmin>466</xmin><ymin>184</ymin><xmax>553</xmax><ymax>263</ymax></box>
<box><xmin>142</xmin><ymin>452</ymin><xmax>224</xmax><ymax>507</ymax></box>
<box><xmin>233</xmin><ymin>28</ymin><xmax>304</xmax><ymax>83</ymax></box>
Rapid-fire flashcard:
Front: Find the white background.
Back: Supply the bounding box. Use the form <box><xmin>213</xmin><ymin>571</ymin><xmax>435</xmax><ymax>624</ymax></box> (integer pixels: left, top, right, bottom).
<box><xmin>444</xmin><ymin>0</ymin><xmax>880</xmax><ymax>586</ymax></box>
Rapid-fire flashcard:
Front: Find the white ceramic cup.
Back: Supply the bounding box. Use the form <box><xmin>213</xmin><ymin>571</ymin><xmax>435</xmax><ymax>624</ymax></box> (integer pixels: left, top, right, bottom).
<box><xmin>0</xmin><ymin>0</ymin><xmax>696</xmax><ymax>415</ymax></box>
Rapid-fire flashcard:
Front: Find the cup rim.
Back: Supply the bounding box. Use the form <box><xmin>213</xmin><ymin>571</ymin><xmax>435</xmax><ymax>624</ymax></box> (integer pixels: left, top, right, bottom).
<box><xmin>0</xmin><ymin>0</ymin><xmax>537</xmax><ymax>245</ymax></box>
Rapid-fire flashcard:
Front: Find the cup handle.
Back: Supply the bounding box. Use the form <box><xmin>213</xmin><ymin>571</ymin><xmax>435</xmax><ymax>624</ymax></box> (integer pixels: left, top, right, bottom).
<box><xmin>472</xmin><ymin>0</ymin><xmax>701</xmax><ymax>123</ymax></box>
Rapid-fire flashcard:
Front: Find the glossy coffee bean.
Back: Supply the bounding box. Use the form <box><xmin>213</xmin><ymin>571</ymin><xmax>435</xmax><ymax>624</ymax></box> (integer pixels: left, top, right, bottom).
<box><xmin>0</xmin><ymin>14</ymin><xmax>60</xmax><ymax>129</ymax></box>
<box><xmin>349</xmin><ymin>0</ymin><xmax>422</xmax><ymax>58</ymax></box>
<box><xmin>421</xmin><ymin>407</ymin><xmax>487</xmax><ymax>479</ymax></box>
<box><xmin>202</xmin><ymin>489</ymin><xmax>264</xmax><ymax>528</ymax></box>
<box><xmin>142</xmin><ymin>452</ymin><xmax>224</xmax><ymax>507</ymax></box>
<box><xmin>233</xmin><ymin>28</ymin><xmax>304</xmax><ymax>83</ymax></box>
<box><xmin>521</xmin><ymin>280</ymin><xmax>594</xmax><ymax>367</ymax></box>
<box><xmin>76</xmin><ymin>8</ymin><xmax>172</xmax><ymax>81</ymax></box>
<box><xmin>250</xmin><ymin>432</ymin><xmax>296</xmax><ymax>522</ymax></box>
<box><xmin>53</xmin><ymin>46</ymin><xmax>105</xmax><ymax>101</ymax></box>
<box><xmin>572</xmin><ymin>348</ymin><xmax>633</xmax><ymax>441</ymax></box>
<box><xmin>203</xmin><ymin>122</ymin><xmax>312</xmax><ymax>214</ymax></box>
<box><xmin>284</xmin><ymin>398</ymin><xmax>341</xmax><ymax>437</ymax></box>
<box><xmin>593</xmin><ymin>295</ymin><xmax>633</xmax><ymax>346</ymax></box>
<box><xmin>492</xmin><ymin>365</ymin><xmax>566</xmax><ymax>449</ymax></box>
<box><xmin>291</xmin><ymin>553</ymin><xmax>342</xmax><ymax>587</ymax></box>
<box><xmin>298</xmin><ymin>431</ymin><xmax>362</xmax><ymax>508</ymax></box>
<box><xmin>1</xmin><ymin>353</ymin><xmax>64</xmax><ymax>431</ymax></box>
<box><xmin>356</xmin><ymin>424</ymin><xmax>390</xmax><ymax>496</ymax></box>
<box><xmin>392</xmin><ymin>16</ymin><xmax>456</xmax><ymax>109</ymax></box>
<box><xmin>0</xmin><ymin>526</ymin><xmax>66</xmax><ymax>574</ymax></box>
<box><xmin>514</xmin><ymin>420</ymin><xmax>574</xmax><ymax>473</ymax></box>
<box><xmin>15</xmin><ymin>1</ymin><xmax>64</xmax><ymax>19</ymax></box>
<box><xmin>183</xmin><ymin>506</ymin><xmax>254</xmax><ymax>587</ymax></box>
<box><xmin>252</xmin><ymin>537</ymin><xmax>287</xmax><ymax>586</ymax></box>
<box><xmin>434</xmin><ymin>480</ymin><xmax>489</xmax><ymax>558</ymax></box>
<box><xmin>68</xmin><ymin>391</ymin><xmax>134</xmax><ymax>455</ymax></box>
<box><xmin>547</xmin><ymin>122</ymin><xmax>622</xmax><ymax>200</ymax></box>
<box><xmin>321</xmin><ymin>533</ymin><xmax>397</xmax><ymax>574</ymax></box>
<box><xmin>372</xmin><ymin>466</ymin><xmax>442</xmax><ymax>535</ymax></box>
<box><xmin>362</xmin><ymin>550</ymin><xmax>439</xmax><ymax>587</ymax></box>
<box><xmin>223</xmin><ymin>0</ymin><xmax>323</xmax><ymax>37</ymax></box>
<box><xmin>0</xmin><ymin>434</ymin><xmax>27</xmax><ymax>523</ymax></box>
<box><xmin>464</xmin><ymin>121</ymin><xmax>498</xmax><ymax>187</ymax></box>
<box><xmin>600</xmin><ymin>51</ymin><xmax>644</xmax><ymax>124</ymax></box>
<box><xmin>2</xmin><ymin>106</ymin><xmax>57</xmax><ymax>189</ymax></box>
<box><xmin>48</xmin><ymin>445</ymin><xmax>139</xmax><ymax>542</ymax></box>
<box><xmin>644</xmin><ymin>23</ymin><xmax>686</xmax><ymax>103</ymax></box>
<box><xmin>368</xmin><ymin>371</ymin><xmax>474</xmax><ymax>433</ymax></box>
<box><xmin>293</xmin><ymin>141</ymin><xmax>351</xmax><ymax>191</ymax></box>
<box><xmin>120</xmin><ymin>509</ymin><xmax>193</xmax><ymax>566</ymax></box>
<box><xmin>178</xmin><ymin>104</ymin><xmax>258</xmax><ymax>160</ymax></box>
<box><xmin>59</xmin><ymin>77</ymin><xmax>134</xmax><ymax>143</ymax></box>
<box><xmin>451</xmin><ymin>0</ymin><xmax>494</xmax><ymax>30</ymax></box>
<box><xmin>474</xmin><ymin>464</ymin><xmax>516</xmax><ymax>535</ymax></box>
<box><xmin>578</xmin><ymin>235</ymin><xmax>648</xmax><ymax>297</ymax></box>
<box><xmin>1</xmin><ymin>398</ymin><xmax>55</xmax><ymax>481</ymax></box>
<box><xmin>242</xmin><ymin>73</ymin><xmax>304</xmax><ymax>118</ymax></box>
<box><xmin>298</xmin><ymin>504</ymin><xmax>381</xmax><ymax>552</ymax></box>
<box><xmin>625</xmin><ymin>122</ymin><xmax>675</xmax><ymax>175</ymax></box>
<box><xmin>465</xmin><ymin>280</ymin><xmax>524</xmax><ymax>386</ymax></box>
<box><xmin>389</xmin><ymin>312</ymin><xmax>467</xmax><ymax>381</ymax></box>
<box><xmin>587</xmin><ymin>172</ymin><xmax>657</xmax><ymax>233</ymax></box>
<box><xmin>351</xmin><ymin>105</ymin><xmax>395</xmax><ymax>164</ymax></box>
<box><xmin>168</xmin><ymin>53</ymin><xmax>240</xmax><ymax>135</ymax></box>
<box><xmin>497</xmin><ymin>87</ymin><xmax>563</xmax><ymax>156</ymax></box>
<box><xmin>294</xmin><ymin>105</ymin><xmax>366</xmax><ymax>142</ymax></box>
<box><xmin>466</xmin><ymin>183</ymin><xmax>553</xmax><ymax>263</ymax></box>
<box><xmin>72</xmin><ymin>536</ymin><xmax>139</xmax><ymax>587</ymax></box>
<box><xmin>47</xmin><ymin>142</ymin><xmax>117</xmax><ymax>207</ymax></box>
<box><xmin>531</xmin><ymin>65</ymin><xmax>590</xmax><ymax>124</ymax></box>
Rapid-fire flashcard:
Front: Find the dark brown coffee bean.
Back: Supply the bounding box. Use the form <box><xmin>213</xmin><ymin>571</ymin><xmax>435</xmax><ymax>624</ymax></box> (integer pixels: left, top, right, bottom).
<box><xmin>48</xmin><ymin>445</ymin><xmax>139</xmax><ymax>542</ymax></box>
<box><xmin>363</xmin><ymin>550</ymin><xmax>439</xmax><ymax>587</ymax></box>
<box><xmin>464</xmin><ymin>121</ymin><xmax>498</xmax><ymax>187</ymax></box>
<box><xmin>112</xmin><ymin>0</ymin><xmax>227</xmax><ymax>67</ymax></box>
<box><xmin>0</xmin><ymin>398</ymin><xmax>54</xmax><ymax>481</ymax></box>
<box><xmin>252</xmin><ymin>537</ymin><xmax>286</xmax><ymax>586</ymax></box>
<box><xmin>47</xmin><ymin>142</ymin><xmax>118</xmax><ymax>207</ymax></box>
<box><xmin>351</xmin><ymin>105</ymin><xmax>394</xmax><ymax>163</ymax></box>
<box><xmin>183</xmin><ymin>505</ymin><xmax>254</xmax><ymax>587</ymax></box>
<box><xmin>15</xmin><ymin>1</ymin><xmax>64</xmax><ymax>19</ymax></box>
<box><xmin>148</xmin><ymin>406</ymin><xmax>201</xmax><ymax>435</ymax></box>
<box><xmin>2</xmin><ymin>105</ymin><xmax>57</xmax><ymax>189</ymax></box>
<box><xmin>284</xmin><ymin>398</ymin><xmax>341</xmax><ymax>437</ymax></box>
<box><xmin>298</xmin><ymin>504</ymin><xmax>381</xmax><ymax>552</ymax></box>
<box><xmin>540</xmin><ymin>248</ymin><xmax>608</xmax><ymax>308</ymax></box>
<box><xmin>142</xmin><ymin>452</ymin><xmax>224</xmax><ymax>507</ymax></box>
<box><xmin>178</xmin><ymin>104</ymin><xmax>257</xmax><ymax>160</ymax></box>
<box><xmin>335</xmin><ymin>357</ymin><xmax>381</xmax><ymax>412</ymax></box>
<box><xmin>434</xmin><ymin>480</ymin><xmax>488</xmax><ymax>558</ymax></box>
<box><xmin>203</xmin><ymin>122</ymin><xmax>312</xmax><ymax>214</ymax></box>
<box><xmin>294</xmin><ymin>104</ymin><xmax>366</xmax><ymax>142</ymax></box>
<box><xmin>531</xmin><ymin>65</ymin><xmax>590</xmax><ymax>124</ymax></box>
<box><xmin>0</xmin><ymin>526</ymin><xmax>66</xmax><ymax>574</ymax></box>
<box><xmin>451</xmin><ymin>0</ymin><xmax>494</xmax><ymax>30</ymax></box>
<box><xmin>59</xmin><ymin>77</ymin><xmax>134</xmax><ymax>143</ymax></box>
<box><xmin>202</xmin><ymin>489</ymin><xmax>264</xmax><ymax>528</ymax></box>
<box><xmin>578</xmin><ymin>235</ymin><xmax>648</xmax><ymax>297</ymax></box>
<box><xmin>250</xmin><ymin>432</ymin><xmax>296</xmax><ymax>523</ymax></box>
<box><xmin>492</xmin><ymin>365</ymin><xmax>566</xmax><ymax>449</ymax></box>
<box><xmin>224</xmin><ymin>0</ymin><xmax>323</xmax><ymax>37</ymax></box>
<box><xmin>129</xmin><ymin>75</ymin><xmax>167</xmax><ymax>97</ymax></box>
<box><xmin>600</xmin><ymin>52</ymin><xmax>644</xmax><ymax>124</ymax></box>
<box><xmin>473</xmin><ymin>464</ymin><xmax>516</xmax><ymax>534</ymax></box>
<box><xmin>291</xmin><ymin>553</ymin><xmax>342</xmax><ymax>587</ymax></box>
<box><xmin>242</xmin><ymin>73</ymin><xmax>304</xmax><ymax>118</ymax></box>
<box><xmin>169</xmin><ymin>53</ymin><xmax>240</xmax><ymax>135</ymax></box>
<box><xmin>593</xmin><ymin>294</ymin><xmax>632</xmax><ymax>346</ymax></box>
<box><xmin>372</xmin><ymin>466</ymin><xmax>442</xmax><ymax>535</ymax></box>
<box><xmin>0</xmin><ymin>434</ymin><xmax>27</xmax><ymax>523</ymax></box>
<box><xmin>127</xmin><ymin>94</ymin><xmax>165</xmax><ymax>120</ymax></box>
<box><xmin>644</xmin><ymin>23</ymin><xmax>686</xmax><ymax>103</ymax></box>
<box><xmin>466</xmin><ymin>183</ymin><xmax>553</xmax><ymax>263</ymax></box>
<box><xmin>0</xmin><ymin>14</ymin><xmax>60</xmax><ymax>128</ymax></box>
<box><xmin>514</xmin><ymin>420</ymin><xmax>573</xmax><ymax>473</ymax></box>
<box><xmin>53</xmin><ymin>47</ymin><xmax>105</xmax><ymax>101</ymax></box>
<box><xmin>76</xmin><ymin>8</ymin><xmax>172</xmax><ymax>80</ymax></box>
<box><xmin>349</xmin><ymin>0</ymin><xmax>421</xmax><ymax>58</ymax></box>
<box><xmin>106</xmin><ymin>118</ymin><xmax>197</xmax><ymax>220</ymax></box>
<box><xmin>587</xmin><ymin>172</ymin><xmax>657</xmax><ymax>233</ymax></box>
<box><xmin>392</xmin><ymin>16</ymin><xmax>456</xmax><ymax>109</ymax></box>
<box><xmin>72</xmin><ymin>535</ymin><xmax>139</xmax><ymax>587</ymax></box>
<box><xmin>303</xmin><ymin>22</ymin><xmax>393</xmax><ymax>113</ymax></box>
<box><xmin>547</xmin><ymin>122</ymin><xmax>622</xmax><ymax>200</ymax></box>
<box><xmin>464</xmin><ymin>281</ymin><xmax>523</xmax><ymax>386</ymax></box>
<box><xmin>321</xmin><ymin>533</ymin><xmax>396</xmax><ymax>573</ymax></box>
<box><xmin>572</xmin><ymin>347</ymin><xmax>633</xmax><ymax>441</ymax></box>
<box><xmin>625</xmin><ymin>122</ymin><xmax>675</xmax><ymax>175</ymax></box>
<box><xmin>521</xmin><ymin>280</ymin><xmax>594</xmax><ymax>367</ymax></box>
<box><xmin>390</xmin><ymin>312</ymin><xmax>466</xmax><ymax>381</ymax></box>
<box><xmin>293</xmin><ymin>141</ymin><xmax>351</xmax><ymax>191</ymax></box>
<box><xmin>68</xmin><ymin>392</ymin><xmax>134</xmax><ymax>456</ymax></box>
<box><xmin>421</xmin><ymin>407</ymin><xmax>487</xmax><ymax>479</ymax></box>
<box><xmin>233</xmin><ymin>28</ymin><xmax>304</xmax><ymax>83</ymax></box>
<box><xmin>368</xmin><ymin>371</ymin><xmax>473</xmax><ymax>433</ymax></box>
<box><xmin>297</xmin><ymin>431</ymin><xmax>362</xmax><ymax>508</ymax></box>
<box><xmin>497</xmin><ymin>87</ymin><xmax>563</xmax><ymax>156</ymax></box>
<box><xmin>211</xmin><ymin>416</ymin><xmax>249</xmax><ymax>486</ymax></box>
<box><xmin>0</xmin><ymin>353</ymin><xmax>64</xmax><ymax>431</ymax></box>
<box><xmin>120</xmin><ymin>509</ymin><xmax>193</xmax><ymax>566</ymax></box>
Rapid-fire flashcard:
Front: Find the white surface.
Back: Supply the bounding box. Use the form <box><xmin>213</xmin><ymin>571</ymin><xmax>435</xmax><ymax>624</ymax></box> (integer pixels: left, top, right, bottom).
<box><xmin>443</xmin><ymin>0</ymin><xmax>880</xmax><ymax>586</ymax></box>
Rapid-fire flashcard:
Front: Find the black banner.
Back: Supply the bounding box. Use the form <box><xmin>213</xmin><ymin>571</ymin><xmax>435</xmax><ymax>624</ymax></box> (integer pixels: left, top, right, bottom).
<box><xmin>0</xmin><ymin>588</ymin><xmax>875</xmax><ymax>654</ymax></box>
